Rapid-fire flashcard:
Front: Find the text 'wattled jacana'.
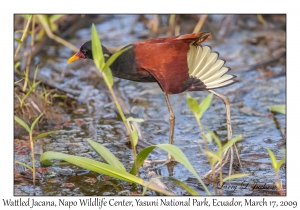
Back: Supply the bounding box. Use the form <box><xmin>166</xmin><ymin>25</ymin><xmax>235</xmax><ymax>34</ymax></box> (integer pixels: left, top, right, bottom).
<box><xmin>68</xmin><ymin>32</ymin><xmax>236</xmax><ymax>160</ymax></box>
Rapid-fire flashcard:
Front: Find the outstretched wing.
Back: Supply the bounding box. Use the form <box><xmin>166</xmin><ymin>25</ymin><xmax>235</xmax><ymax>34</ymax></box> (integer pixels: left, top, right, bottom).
<box><xmin>134</xmin><ymin>32</ymin><xmax>212</xmax><ymax>94</ymax></box>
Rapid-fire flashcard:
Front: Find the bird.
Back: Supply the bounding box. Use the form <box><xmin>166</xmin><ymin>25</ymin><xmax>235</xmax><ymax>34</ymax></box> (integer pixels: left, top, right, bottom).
<box><xmin>67</xmin><ymin>32</ymin><xmax>236</xmax><ymax>159</ymax></box>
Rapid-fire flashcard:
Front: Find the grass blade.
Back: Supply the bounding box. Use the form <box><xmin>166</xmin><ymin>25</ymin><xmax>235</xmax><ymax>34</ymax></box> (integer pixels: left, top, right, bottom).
<box><xmin>91</xmin><ymin>24</ymin><xmax>105</xmax><ymax>70</ymax></box>
<box><xmin>14</xmin><ymin>38</ymin><xmax>23</xmax><ymax>44</ymax></box>
<box><xmin>33</xmin><ymin>130</ymin><xmax>63</xmax><ymax>141</ymax></box>
<box><xmin>267</xmin><ymin>148</ymin><xmax>278</xmax><ymax>172</ymax></box>
<box><xmin>14</xmin><ymin>116</ymin><xmax>30</xmax><ymax>133</ymax></box>
<box><xmin>87</xmin><ymin>139</ymin><xmax>126</xmax><ymax>171</ymax></box>
<box><xmin>15</xmin><ymin>161</ymin><xmax>33</xmax><ymax>171</ymax></box>
<box><xmin>30</xmin><ymin>113</ymin><xmax>43</xmax><ymax>131</ymax></box>
<box><xmin>130</xmin><ymin>146</ymin><xmax>156</xmax><ymax>175</ymax></box>
<box><xmin>103</xmin><ymin>46</ymin><xmax>132</xmax><ymax>70</ymax></box>
<box><xmin>129</xmin><ymin>124</ymin><xmax>138</xmax><ymax>148</ymax></box>
<box><xmin>198</xmin><ymin>93</ymin><xmax>213</xmax><ymax>119</ymax></box>
<box><xmin>221</xmin><ymin>134</ymin><xmax>243</xmax><ymax>153</ymax></box>
<box><xmin>205</xmin><ymin>150</ymin><xmax>222</xmax><ymax>166</ymax></box>
<box><xmin>41</xmin><ymin>151</ymin><xmax>141</xmax><ymax>183</ymax></box>
<box><xmin>40</xmin><ymin>151</ymin><xmax>175</xmax><ymax>195</ymax></box>
<box><xmin>103</xmin><ymin>67</ymin><xmax>114</xmax><ymax>87</ymax></box>
<box><xmin>187</xmin><ymin>93</ymin><xmax>200</xmax><ymax>117</ymax></box>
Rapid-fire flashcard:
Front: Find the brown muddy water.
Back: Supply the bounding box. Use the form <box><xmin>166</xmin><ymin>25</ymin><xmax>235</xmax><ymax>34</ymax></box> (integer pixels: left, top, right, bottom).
<box><xmin>14</xmin><ymin>15</ymin><xmax>286</xmax><ymax>196</ymax></box>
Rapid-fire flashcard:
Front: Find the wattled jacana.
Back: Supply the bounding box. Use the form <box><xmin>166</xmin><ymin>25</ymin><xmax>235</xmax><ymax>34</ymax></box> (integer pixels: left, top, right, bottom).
<box><xmin>68</xmin><ymin>32</ymin><xmax>236</xmax><ymax>159</ymax></box>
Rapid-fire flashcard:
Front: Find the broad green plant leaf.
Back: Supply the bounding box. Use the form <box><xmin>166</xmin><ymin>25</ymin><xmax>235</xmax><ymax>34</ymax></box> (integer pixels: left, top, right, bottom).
<box><xmin>87</xmin><ymin>139</ymin><xmax>126</xmax><ymax>171</ymax></box>
<box><xmin>40</xmin><ymin>151</ymin><xmax>175</xmax><ymax>195</ymax></box>
<box><xmin>41</xmin><ymin>151</ymin><xmax>142</xmax><ymax>183</ymax></box>
<box><xmin>222</xmin><ymin>173</ymin><xmax>249</xmax><ymax>182</ymax></box>
<box><xmin>91</xmin><ymin>24</ymin><xmax>105</xmax><ymax>70</ymax></box>
<box><xmin>268</xmin><ymin>105</ymin><xmax>286</xmax><ymax>114</ymax></box>
<box><xmin>14</xmin><ymin>116</ymin><xmax>30</xmax><ymax>133</ymax></box>
<box><xmin>187</xmin><ymin>93</ymin><xmax>213</xmax><ymax>120</ymax></box>
<box><xmin>91</xmin><ymin>24</ymin><xmax>114</xmax><ymax>87</ymax></box>
<box><xmin>130</xmin><ymin>144</ymin><xmax>211</xmax><ymax>195</ymax></box>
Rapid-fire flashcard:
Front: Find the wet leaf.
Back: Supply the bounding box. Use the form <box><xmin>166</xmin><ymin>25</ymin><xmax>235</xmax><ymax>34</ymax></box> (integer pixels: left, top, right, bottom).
<box><xmin>40</xmin><ymin>151</ymin><xmax>174</xmax><ymax>195</ymax></box>
<box><xmin>14</xmin><ymin>116</ymin><xmax>30</xmax><ymax>133</ymax></box>
<box><xmin>87</xmin><ymin>139</ymin><xmax>126</xmax><ymax>171</ymax></box>
<box><xmin>91</xmin><ymin>24</ymin><xmax>105</xmax><ymax>70</ymax></box>
<box><xmin>41</xmin><ymin>151</ymin><xmax>141</xmax><ymax>183</ymax></box>
<box><xmin>269</xmin><ymin>105</ymin><xmax>286</xmax><ymax>114</ymax></box>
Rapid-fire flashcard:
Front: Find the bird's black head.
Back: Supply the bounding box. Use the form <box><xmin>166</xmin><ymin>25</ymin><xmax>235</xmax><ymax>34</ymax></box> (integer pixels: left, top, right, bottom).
<box><xmin>67</xmin><ymin>41</ymin><xmax>111</xmax><ymax>64</ymax></box>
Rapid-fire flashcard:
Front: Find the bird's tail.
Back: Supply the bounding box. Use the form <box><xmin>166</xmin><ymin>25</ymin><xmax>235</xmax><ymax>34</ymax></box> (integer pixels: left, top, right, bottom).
<box><xmin>188</xmin><ymin>44</ymin><xmax>236</xmax><ymax>90</ymax></box>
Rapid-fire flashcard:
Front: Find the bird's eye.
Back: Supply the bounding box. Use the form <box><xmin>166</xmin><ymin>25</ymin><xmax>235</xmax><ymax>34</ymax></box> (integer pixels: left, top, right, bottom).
<box><xmin>82</xmin><ymin>50</ymin><xmax>87</xmax><ymax>55</ymax></box>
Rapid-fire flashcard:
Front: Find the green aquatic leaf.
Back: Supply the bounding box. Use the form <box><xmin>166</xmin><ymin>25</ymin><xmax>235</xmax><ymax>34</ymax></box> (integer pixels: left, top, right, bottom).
<box><xmin>268</xmin><ymin>105</ymin><xmax>286</xmax><ymax>114</ymax></box>
<box><xmin>87</xmin><ymin>139</ymin><xmax>126</xmax><ymax>171</ymax></box>
<box><xmin>130</xmin><ymin>144</ymin><xmax>211</xmax><ymax>195</ymax></box>
<box><xmin>91</xmin><ymin>24</ymin><xmax>105</xmax><ymax>70</ymax></box>
<box><xmin>14</xmin><ymin>116</ymin><xmax>30</xmax><ymax>133</ymax></box>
